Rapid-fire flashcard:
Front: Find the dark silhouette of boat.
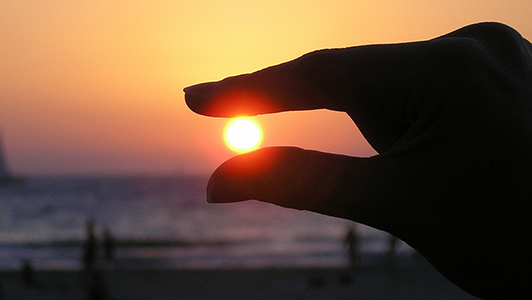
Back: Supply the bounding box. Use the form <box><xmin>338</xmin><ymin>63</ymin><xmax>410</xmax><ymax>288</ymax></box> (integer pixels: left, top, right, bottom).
<box><xmin>0</xmin><ymin>132</ymin><xmax>24</xmax><ymax>186</ymax></box>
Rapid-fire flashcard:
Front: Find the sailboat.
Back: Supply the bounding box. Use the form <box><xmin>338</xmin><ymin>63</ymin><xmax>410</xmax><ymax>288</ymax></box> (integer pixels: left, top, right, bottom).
<box><xmin>0</xmin><ymin>133</ymin><xmax>23</xmax><ymax>185</ymax></box>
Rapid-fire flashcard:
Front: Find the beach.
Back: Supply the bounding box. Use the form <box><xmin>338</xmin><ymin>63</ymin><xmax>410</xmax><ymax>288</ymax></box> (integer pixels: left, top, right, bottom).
<box><xmin>0</xmin><ymin>176</ymin><xmax>482</xmax><ymax>299</ymax></box>
<box><xmin>0</xmin><ymin>264</ymin><xmax>479</xmax><ymax>300</ymax></box>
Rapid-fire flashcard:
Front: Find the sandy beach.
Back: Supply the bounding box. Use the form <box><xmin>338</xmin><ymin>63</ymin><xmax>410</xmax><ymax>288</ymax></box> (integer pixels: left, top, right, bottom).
<box><xmin>0</xmin><ymin>176</ymin><xmax>483</xmax><ymax>299</ymax></box>
<box><xmin>0</xmin><ymin>264</ymin><xmax>480</xmax><ymax>300</ymax></box>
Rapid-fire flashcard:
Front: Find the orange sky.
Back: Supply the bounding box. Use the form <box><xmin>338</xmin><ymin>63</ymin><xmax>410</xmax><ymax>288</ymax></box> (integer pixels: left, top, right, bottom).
<box><xmin>1</xmin><ymin>0</ymin><xmax>532</xmax><ymax>175</ymax></box>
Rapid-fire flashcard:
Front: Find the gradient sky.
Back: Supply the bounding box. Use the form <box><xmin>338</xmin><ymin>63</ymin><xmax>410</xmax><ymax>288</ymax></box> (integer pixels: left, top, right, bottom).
<box><xmin>1</xmin><ymin>0</ymin><xmax>531</xmax><ymax>175</ymax></box>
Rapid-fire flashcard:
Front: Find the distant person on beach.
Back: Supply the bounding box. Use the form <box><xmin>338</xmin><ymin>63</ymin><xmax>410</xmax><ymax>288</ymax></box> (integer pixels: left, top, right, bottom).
<box><xmin>82</xmin><ymin>219</ymin><xmax>98</xmax><ymax>271</ymax></box>
<box><xmin>344</xmin><ymin>227</ymin><xmax>359</xmax><ymax>268</ymax></box>
<box><xmin>185</xmin><ymin>22</ymin><xmax>532</xmax><ymax>299</ymax></box>
<box><xmin>20</xmin><ymin>259</ymin><xmax>34</xmax><ymax>287</ymax></box>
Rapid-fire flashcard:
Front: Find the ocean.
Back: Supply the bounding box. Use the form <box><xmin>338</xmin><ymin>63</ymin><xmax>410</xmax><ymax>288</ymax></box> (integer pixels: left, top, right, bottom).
<box><xmin>0</xmin><ymin>175</ymin><xmax>415</xmax><ymax>270</ymax></box>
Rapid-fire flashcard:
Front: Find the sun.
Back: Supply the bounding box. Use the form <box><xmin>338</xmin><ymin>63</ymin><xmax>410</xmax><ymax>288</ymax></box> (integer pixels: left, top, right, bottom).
<box><xmin>224</xmin><ymin>118</ymin><xmax>262</xmax><ymax>153</ymax></box>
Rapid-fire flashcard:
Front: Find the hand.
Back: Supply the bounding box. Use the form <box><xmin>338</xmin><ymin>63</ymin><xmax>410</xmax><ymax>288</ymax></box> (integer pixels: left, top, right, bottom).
<box><xmin>184</xmin><ymin>22</ymin><xmax>532</xmax><ymax>299</ymax></box>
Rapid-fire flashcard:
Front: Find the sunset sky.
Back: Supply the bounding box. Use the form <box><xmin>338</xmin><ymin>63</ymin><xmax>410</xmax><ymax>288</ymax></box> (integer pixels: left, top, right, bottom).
<box><xmin>1</xmin><ymin>0</ymin><xmax>532</xmax><ymax>175</ymax></box>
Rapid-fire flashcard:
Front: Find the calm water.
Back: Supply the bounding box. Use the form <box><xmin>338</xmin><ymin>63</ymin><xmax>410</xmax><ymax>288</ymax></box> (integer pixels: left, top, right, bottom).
<box><xmin>0</xmin><ymin>176</ymin><xmax>413</xmax><ymax>270</ymax></box>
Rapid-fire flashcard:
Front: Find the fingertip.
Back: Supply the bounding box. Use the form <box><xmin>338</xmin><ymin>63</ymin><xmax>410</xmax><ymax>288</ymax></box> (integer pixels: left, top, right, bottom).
<box><xmin>205</xmin><ymin>189</ymin><xmax>217</xmax><ymax>204</ymax></box>
<box><xmin>206</xmin><ymin>170</ymin><xmax>232</xmax><ymax>204</ymax></box>
<box><xmin>184</xmin><ymin>82</ymin><xmax>217</xmax><ymax>115</ymax></box>
<box><xmin>205</xmin><ymin>148</ymin><xmax>280</xmax><ymax>204</ymax></box>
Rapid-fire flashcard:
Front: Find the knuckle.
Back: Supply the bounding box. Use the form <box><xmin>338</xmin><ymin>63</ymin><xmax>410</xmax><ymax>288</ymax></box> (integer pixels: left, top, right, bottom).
<box><xmin>440</xmin><ymin>22</ymin><xmax>532</xmax><ymax>75</ymax></box>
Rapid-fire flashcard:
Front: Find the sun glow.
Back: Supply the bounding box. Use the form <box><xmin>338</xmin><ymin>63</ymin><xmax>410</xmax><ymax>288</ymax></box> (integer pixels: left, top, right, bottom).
<box><xmin>224</xmin><ymin>118</ymin><xmax>263</xmax><ymax>153</ymax></box>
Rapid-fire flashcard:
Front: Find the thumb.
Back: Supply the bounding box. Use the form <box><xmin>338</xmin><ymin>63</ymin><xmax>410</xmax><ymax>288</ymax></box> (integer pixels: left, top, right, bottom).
<box><xmin>208</xmin><ymin>147</ymin><xmax>345</xmax><ymax>208</ymax></box>
<box><xmin>207</xmin><ymin>147</ymin><xmax>395</xmax><ymax>230</ymax></box>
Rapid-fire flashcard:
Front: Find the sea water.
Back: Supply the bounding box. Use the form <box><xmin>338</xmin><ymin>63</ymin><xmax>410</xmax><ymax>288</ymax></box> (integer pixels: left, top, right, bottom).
<box><xmin>0</xmin><ymin>176</ymin><xmax>413</xmax><ymax>270</ymax></box>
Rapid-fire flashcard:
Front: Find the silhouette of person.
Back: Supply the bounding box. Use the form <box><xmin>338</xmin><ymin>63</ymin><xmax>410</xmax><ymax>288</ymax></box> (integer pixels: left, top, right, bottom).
<box><xmin>344</xmin><ymin>227</ymin><xmax>359</xmax><ymax>268</ymax></box>
<box><xmin>82</xmin><ymin>218</ymin><xmax>98</xmax><ymax>271</ymax></box>
<box><xmin>20</xmin><ymin>259</ymin><xmax>34</xmax><ymax>287</ymax></box>
<box><xmin>185</xmin><ymin>23</ymin><xmax>532</xmax><ymax>299</ymax></box>
<box><xmin>102</xmin><ymin>228</ymin><xmax>115</xmax><ymax>264</ymax></box>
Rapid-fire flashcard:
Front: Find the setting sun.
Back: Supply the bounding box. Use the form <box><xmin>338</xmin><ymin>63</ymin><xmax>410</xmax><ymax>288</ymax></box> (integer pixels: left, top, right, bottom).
<box><xmin>224</xmin><ymin>118</ymin><xmax>262</xmax><ymax>153</ymax></box>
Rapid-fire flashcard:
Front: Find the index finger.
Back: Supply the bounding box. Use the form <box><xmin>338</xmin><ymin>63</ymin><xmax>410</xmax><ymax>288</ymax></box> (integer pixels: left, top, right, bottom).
<box><xmin>183</xmin><ymin>56</ymin><xmax>332</xmax><ymax>117</ymax></box>
<box><xmin>184</xmin><ymin>22</ymin><xmax>529</xmax><ymax>118</ymax></box>
<box><xmin>183</xmin><ymin>40</ymin><xmax>437</xmax><ymax>118</ymax></box>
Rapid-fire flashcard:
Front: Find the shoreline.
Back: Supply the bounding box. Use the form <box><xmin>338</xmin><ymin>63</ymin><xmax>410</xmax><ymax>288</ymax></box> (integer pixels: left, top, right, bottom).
<box><xmin>0</xmin><ymin>264</ymin><xmax>480</xmax><ymax>300</ymax></box>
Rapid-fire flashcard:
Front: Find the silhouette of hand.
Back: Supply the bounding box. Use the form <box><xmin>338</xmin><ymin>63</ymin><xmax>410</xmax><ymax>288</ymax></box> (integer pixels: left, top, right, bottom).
<box><xmin>185</xmin><ymin>22</ymin><xmax>532</xmax><ymax>299</ymax></box>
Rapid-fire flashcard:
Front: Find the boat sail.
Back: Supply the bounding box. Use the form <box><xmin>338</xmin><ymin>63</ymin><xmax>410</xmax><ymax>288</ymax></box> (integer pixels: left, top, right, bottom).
<box><xmin>0</xmin><ymin>133</ymin><xmax>23</xmax><ymax>185</ymax></box>
<box><xmin>0</xmin><ymin>140</ymin><xmax>9</xmax><ymax>179</ymax></box>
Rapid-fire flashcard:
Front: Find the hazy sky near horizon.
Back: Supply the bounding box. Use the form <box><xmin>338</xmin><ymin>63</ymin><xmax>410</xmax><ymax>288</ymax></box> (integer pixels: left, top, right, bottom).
<box><xmin>1</xmin><ymin>1</ymin><xmax>532</xmax><ymax>175</ymax></box>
